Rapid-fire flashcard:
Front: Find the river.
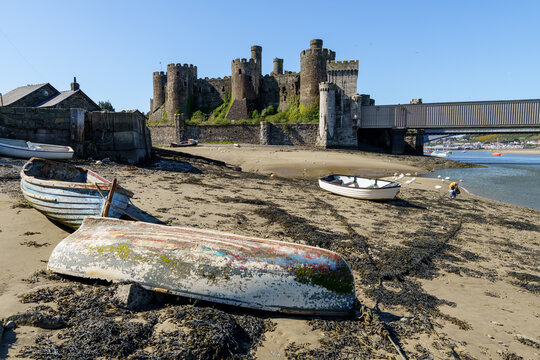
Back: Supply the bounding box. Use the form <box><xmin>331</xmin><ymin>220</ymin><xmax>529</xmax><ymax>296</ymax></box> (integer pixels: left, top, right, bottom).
<box><xmin>424</xmin><ymin>151</ymin><xmax>540</xmax><ymax>210</ymax></box>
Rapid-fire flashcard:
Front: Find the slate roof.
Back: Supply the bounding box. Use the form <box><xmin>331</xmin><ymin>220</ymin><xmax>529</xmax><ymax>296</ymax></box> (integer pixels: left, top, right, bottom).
<box><xmin>1</xmin><ymin>83</ymin><xmax>49</xmax><ymax>106</ymax></box>
<box><xmin>37</xmin><ymin>90</ymin><xmax>78</xmax><ymax>107</ymax></box>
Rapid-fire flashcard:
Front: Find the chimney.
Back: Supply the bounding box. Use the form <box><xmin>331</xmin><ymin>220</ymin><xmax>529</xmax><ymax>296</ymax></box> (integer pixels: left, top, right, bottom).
<box><xmin>71</xmin><ymin>77</ymin><xmax>80</xmax><ymax>91</ymax></box>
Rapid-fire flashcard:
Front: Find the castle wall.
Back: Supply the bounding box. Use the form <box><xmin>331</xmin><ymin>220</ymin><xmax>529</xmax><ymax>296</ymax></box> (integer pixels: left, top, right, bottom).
<box><xmin>194</xmin><ymin>77</ymin><xmax>231</xmax><ymax>111</ymax></box>
<box><xmin>149</xmin><ymin>123</ymin><xmax>319</xmax><ymax>146</ymax></box>
<box><xmin>148</xmin><ymin>125</ymin><xmax>177</xmax><ymax>145</ymax></box>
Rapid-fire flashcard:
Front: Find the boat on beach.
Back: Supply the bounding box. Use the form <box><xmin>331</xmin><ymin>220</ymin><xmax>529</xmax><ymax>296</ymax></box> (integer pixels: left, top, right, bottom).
<box><xmin>20</xmin><ymin>158</ymin><xmax>133</xmax><ymax>229</ymax></box>
<box><xmin>319</xmin><ymin>174</ymin><xmax>401</xmax><ymax>200</ymax></box>
<box><xmin>0</xmin><ymin>138</ymin><xmax>74</xmax><ymax>160</ymax></box>
<box><xmin>47</xmin><ymin>217</ymin><xmax>357</xmax><ymax>316</ymax></box>
<box><xmin>171</xmin><ymin>139</ymin><xmax>198</xmax><ymax>147</ymax></box>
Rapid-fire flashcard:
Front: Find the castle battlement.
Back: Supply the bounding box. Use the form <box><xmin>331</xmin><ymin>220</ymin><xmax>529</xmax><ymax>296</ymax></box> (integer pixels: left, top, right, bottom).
<box><xmin>167</xmin><ymin>63</ymin><xmax>197</xmax><ymax>71</ymax></box>
<box><xmin>326</xmin><ymin>60</ymin><xmax>359</xmax><ymax>72</ymax></box>
<box><xmin>232</xmin><ymin>58</ymin><xmax>256</xmax><ymax>65</ymax></box>
<box><xmin>319</xmin><ymin>82</ymin><xmax>336</xmax><ymax>92</ymax></box>
<box><xmin>153</xmin><ymin>71</ymin><xmax>165</xmax><ymax>76</ymax></box>
<box><xmin>300</xmin><ymin>48</ymin><xmax>335</xmax><ymax>58</ymax></box>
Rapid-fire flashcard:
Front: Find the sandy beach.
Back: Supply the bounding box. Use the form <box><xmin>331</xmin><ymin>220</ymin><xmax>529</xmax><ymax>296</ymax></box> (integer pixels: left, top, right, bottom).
<box><xmin>1</xmin><ymin>146</ymin><xmax>539</xmax><ymax>359</ymax></box>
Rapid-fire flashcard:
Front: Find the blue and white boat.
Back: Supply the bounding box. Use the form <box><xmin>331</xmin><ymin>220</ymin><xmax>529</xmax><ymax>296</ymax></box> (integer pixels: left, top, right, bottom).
<box><xmin>20</xmin><ymin>158</ymin><xmax>133</xmax><ymax>229</ymax></box>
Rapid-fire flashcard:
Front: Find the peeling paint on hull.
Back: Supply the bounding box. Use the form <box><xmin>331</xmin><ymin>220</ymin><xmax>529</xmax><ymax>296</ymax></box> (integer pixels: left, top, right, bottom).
<box><xmin>48</xmin><ymin>217</ymin><xmax>357</xmax><ymax>316</ymax></box>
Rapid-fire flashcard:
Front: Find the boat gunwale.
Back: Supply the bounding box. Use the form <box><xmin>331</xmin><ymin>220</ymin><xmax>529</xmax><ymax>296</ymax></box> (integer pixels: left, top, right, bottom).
<box><xmin>20</xmin><ymin>158</ymin><xmax>134</xmax><ymax>197</ymax></box>
<box><xmin>319</xmin><ymin>174</ymin><xmax>401</xmax><ymax>190</ymax></box>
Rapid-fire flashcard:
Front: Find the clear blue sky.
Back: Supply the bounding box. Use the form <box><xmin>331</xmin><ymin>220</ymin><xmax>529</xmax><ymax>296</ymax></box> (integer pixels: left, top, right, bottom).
<box><xmin>1</xmin><ymin>0</ymin><xmax>539</xmax><ymax>112</ymax></box>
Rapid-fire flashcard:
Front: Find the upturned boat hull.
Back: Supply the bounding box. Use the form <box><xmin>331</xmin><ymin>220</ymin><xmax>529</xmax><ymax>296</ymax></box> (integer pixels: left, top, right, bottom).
<box><xmin>20</xmin><ymin>158</ymin><xmax>133</xmax><ymax>229</ymax></box>
<box><xmin>48</xmin><ymin>217</ymin><xmax>357</xmax><ymax>316</ymax></box>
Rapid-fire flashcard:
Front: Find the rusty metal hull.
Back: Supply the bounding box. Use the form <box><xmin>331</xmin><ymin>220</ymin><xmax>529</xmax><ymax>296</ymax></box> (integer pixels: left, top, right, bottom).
<box><xmin>48</xmin><ymin>217</ymin><xmax>356</xmax><ymax>316</ymax></box>
<box><xmin>20</xmin><ymin>158</ymin><xmax>133</xmax><ymax>229</ymax></box>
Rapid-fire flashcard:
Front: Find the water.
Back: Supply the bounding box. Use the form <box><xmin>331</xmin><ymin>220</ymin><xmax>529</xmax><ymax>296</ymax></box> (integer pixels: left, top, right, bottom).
<box><xmin>425</xmin><ymin>151</ymin><xmax>540</xmax><ymax>210</ymax></box>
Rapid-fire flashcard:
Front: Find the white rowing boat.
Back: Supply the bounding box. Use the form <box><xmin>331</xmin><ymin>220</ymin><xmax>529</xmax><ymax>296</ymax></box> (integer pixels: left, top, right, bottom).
<box><xmin>0</xmin><ymin>138</ymin><xmax>74</xmax><ymax>160</ymax></box>
<box><xmin>319</xmin><ymin>174</ymin><xmax>401</xmax><ymax>200</ymax></box>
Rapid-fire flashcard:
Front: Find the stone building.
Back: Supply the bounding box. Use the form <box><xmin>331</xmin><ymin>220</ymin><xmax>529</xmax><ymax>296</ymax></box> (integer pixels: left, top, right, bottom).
<box><xmin>149</xmin><ymin>39</ymin><xmax>366</xmax><ymax>147</ymax></box>
<box><xmin>1</xmin><ymin>78</ymin><xmax>100</xmax><ymax>111</ymax></box>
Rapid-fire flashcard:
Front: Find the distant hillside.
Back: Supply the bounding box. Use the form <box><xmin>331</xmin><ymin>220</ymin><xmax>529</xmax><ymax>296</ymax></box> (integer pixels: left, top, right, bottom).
<box><xmin>464</xmin><ymin>133</ymin><xmax>540</xmax><ymax>143</ymax></box>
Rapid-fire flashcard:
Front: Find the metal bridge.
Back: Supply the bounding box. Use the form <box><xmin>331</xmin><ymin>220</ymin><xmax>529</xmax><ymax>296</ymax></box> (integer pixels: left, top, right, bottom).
<box><xmin>360</xmin><ymin>99</ymin><xmax>540</xmax><ymax>134</ymax></box>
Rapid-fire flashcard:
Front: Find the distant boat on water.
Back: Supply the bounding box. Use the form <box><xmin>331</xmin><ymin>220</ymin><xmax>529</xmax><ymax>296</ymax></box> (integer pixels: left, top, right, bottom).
<box><xmin>430</xmin><ymin>151</ymin><xmax>449</xmax><ymax>158</ymax></box>
<box><xmin>491</xmin><ymin>152</ymin><xmax>502</xmax><ymax>156</ymax></box>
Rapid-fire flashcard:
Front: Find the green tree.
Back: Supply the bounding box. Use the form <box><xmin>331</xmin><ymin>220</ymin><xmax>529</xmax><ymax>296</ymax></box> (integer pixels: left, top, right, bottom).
<box><xmin>98</xmin><ymin>100</ymin><xmax>115</xmax><ymax>112</ymax></box>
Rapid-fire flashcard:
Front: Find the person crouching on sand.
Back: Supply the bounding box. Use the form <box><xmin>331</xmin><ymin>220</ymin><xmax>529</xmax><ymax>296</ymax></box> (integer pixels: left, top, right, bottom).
<box><xmin>449</xmin><ymin>181</ymin><xmax>460</xmax><ymax>199</ymax></box>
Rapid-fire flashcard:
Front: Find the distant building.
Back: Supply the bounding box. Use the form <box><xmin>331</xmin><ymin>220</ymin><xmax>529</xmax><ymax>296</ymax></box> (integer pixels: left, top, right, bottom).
<box><xmin>0</xmin><ymin>78</ymin><xmax>100</xmax><ymax>111</ymax></box>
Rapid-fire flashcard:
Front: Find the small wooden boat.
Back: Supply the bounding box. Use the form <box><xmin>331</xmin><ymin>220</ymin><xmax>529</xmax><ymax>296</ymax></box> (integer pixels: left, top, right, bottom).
<box><xmin>20</xmin><ymin>158</ymin><xmax>133</xmax><ymax>229</ymax></box>
<box><xmin>48</xmin><ymin>217</ymin><xmax>356</xmax><ymax>316</ymax></box>
<box><xmin>319</xmin><ymin>175</ymin><xmax>401</xmax><ymax>200</ymax></box>
<box><xmin>171</xmin><ymin>139</ymin><xmax>198</xmax><ymax>147</ymax></box>
<box><xmin>0</xmin><ymin>138</ymin><xmax>74</xmax><ymax>160</ymax></box>
<box><xmin>430</xmin><ymin>151</ymin><xmax>449</xmax><ymax>158</ymax></box>
<box><xmin>491</xmin><ymin>152</ymin><xmax>502</xmax><ymax>156</ymax></box>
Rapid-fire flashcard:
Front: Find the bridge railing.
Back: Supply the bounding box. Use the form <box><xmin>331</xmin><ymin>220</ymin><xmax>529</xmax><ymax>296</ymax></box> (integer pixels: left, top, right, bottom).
<box><xmin>360</xmin><ymin>99</ymin><xmax>540</xmax><ymax>129</ymax></box>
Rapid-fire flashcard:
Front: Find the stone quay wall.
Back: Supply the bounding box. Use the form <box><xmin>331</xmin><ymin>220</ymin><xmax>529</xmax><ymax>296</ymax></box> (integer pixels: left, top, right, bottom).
<box><xmin>0</xmin><ymin>107</ymin><xmax>151</xmax><ymax>164</ymax></box>
<box><xmin>150</xmin><ymin>122</ymin><xmax>319</xmax><ymax>146</ymax></box>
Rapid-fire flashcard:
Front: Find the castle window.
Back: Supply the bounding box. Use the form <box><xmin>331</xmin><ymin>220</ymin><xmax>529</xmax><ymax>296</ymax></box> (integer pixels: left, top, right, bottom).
<box><xmin>221</xmin><ymin>86</ymin><xmax>225</xmax><ymax>91</ymax></box>
<box><xmin>238</xmin><ymin>69</ymin><xmax>242</xmax><ymax>74</ymax></box>
<box><xmin>184</xmin><ymin>81</ymin><xmax>187</xmax><ymax>86</ymax></box>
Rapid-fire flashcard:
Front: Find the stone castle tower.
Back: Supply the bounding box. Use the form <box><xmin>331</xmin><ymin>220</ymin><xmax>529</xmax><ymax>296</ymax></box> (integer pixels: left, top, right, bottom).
<box><xmin>300</xmin><ymin>39</ymin><xmax>335</xmax><ymax>107</ymax></box>
<box><xmin>227</xmin><ymin>46</ymin><xmax>262</xmax><ymax>120</ymax></box>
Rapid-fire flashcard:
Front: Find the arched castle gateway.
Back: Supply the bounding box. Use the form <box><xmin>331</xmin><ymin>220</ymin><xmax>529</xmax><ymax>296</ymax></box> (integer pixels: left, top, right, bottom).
<box><xmin>149</xmin><ymin>39</ymin><xmax>368</xmax><ymax>148</ymax></box>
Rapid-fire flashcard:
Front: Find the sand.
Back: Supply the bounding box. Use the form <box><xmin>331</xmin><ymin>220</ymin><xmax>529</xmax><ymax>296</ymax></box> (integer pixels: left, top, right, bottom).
<box><xmin>0</xmin><ymin>147</ymin><xmax>538</xmax><ymax>359</ymax></box>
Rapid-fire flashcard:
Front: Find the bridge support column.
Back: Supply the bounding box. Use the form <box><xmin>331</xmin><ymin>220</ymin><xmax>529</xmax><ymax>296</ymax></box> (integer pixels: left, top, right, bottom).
<box><xmin>404</xmin><ymin>129</ymin><xmax>425</xmax><ymax>155</ymax></box>
<box><xmin>390</xmin><ymin>129</ymin><xmax>406</xmax><ymax>154</ymax></box>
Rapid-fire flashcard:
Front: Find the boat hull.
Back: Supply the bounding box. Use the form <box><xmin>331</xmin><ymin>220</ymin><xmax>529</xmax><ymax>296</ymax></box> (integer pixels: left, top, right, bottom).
<box><xmin>0</xmin><ymin>138</ymin><xmax>74</xmax><ymax>160</ymax></box>
<box><xmin>20</xmin><ymin>158</ymin><xmax>131</xmax><ymax>229</ymax></box>
<box><xmin>48</xmin><ymin>217</ymin><xmax>356</xmax><ymax>316</ymax></box>
<box><xmin>319</xmin><ymin>175</ymin><xmax>400</xmax><ymax>200</ymax></box>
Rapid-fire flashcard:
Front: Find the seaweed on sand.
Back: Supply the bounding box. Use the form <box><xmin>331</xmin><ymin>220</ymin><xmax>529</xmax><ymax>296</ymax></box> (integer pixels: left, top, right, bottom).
<box><xmin>17</xmin><ymin>279</ymin><xmax>273</xmax><ymax>360</ymax></box>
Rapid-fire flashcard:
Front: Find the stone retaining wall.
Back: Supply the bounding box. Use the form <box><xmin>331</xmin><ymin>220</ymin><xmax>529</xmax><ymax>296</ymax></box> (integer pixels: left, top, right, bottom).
<box><xmin>0</xmin><ymin>107</ymin><xmax>151</xmax><ymax>164</ymax></box>
<box><xmin>149</xmin><ymin>121</ymin><xmax>319</xmax><ymax>146</ymax></box>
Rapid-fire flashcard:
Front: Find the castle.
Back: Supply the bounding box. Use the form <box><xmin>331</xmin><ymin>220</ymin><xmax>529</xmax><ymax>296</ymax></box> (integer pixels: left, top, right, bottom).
<box><xmin>149</xmin><ymin>39</ymin><xmax>373</xmax><ymax>147</ymax></box>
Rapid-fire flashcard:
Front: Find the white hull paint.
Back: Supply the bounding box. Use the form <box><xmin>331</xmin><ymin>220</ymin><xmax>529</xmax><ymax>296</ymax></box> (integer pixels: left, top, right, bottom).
<box><xmin>319</xmin><ymin>175</ymin><xmax>401</xmax><ymax>200</ymax></box>
<box><xmin>0</xmin><ymin>138</ymin><xmax>74</xmax><ymax>160</ymax></box>
<box><xmin>48</xmin><ymin>217</ymin><xmax>357</xmax><ymax>316</ymax></box>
